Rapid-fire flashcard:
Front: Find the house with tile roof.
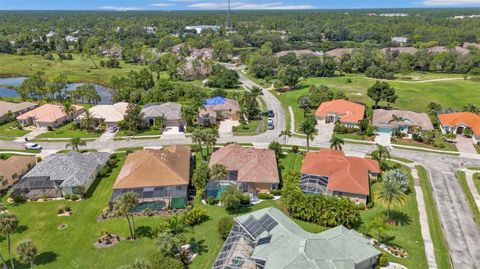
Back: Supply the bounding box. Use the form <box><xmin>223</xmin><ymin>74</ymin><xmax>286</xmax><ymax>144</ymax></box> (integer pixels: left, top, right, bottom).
<box><xmin>206</xmin><ymin>144</ymin><xmax>280</xmax><ymax>198</ymax></box>
<box><xmin>12</xmin><ymin>152</ymin><xmax>109</xmax><ymax>198</ymax></box>
<box><xmin>372</xmin><ymin>109</ymin><xmax>434</xmax><ymax>134</ymax></box>
<box><xmin>212</xmin><ymin>207</ymin><xmax>380</xmax><ymax>269</ymax></box>
<box><xmin>438</xmin><ymin>112</ymin><xmax>480</xmax><ymax>143</ymax></box>
<box><xmin>301</xmin><ymin>149</ymin><xmax>380</xmax><ymax>204</ymax></box>
<box><xmin>78</xmin><ymin>102</ymin><xmax>129</xmax><ymax>128</ymax></box>
<box><xmin>141</xmin><ymin>102</ymin><xmax>185</xmax><ymax>128</ymax></box>
<box><xmin>0</xmin><ymin>156</ymin><xmax>36</xmax><ymax>192</ymax></box>
<box><xmin>315</xmin><ymin>99</ymin><xmax>365</xmax><ymax>127</ymax></box>
<box><xmin>0</xmin><ymin>101</ymin><xmax>38</xmax><ymax>123</ymax></box>
<box><xmin>198</xmin><ymin>96</ymin><xmax>240</xmax><ymax>125</ymax></box>
<box><xmin>16</xmin><ymin>103</ymin><xmax>84</xmax><ymax>128</ymax></box>
<box><xmin>110</xmin><ymin>146</ymin><xmax>191</xmax><ymax>210</ymax></box>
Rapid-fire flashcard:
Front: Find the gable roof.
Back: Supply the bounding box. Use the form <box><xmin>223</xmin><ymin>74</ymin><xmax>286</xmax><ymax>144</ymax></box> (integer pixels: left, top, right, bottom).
<box><xmin>0</xmin><ymin>101</ymin><xmax>37</xmax><ymax>117</ymax></box>
<box><xmin>0</xmin><ymin>156</ymin><xmax>36</xmax><ymax>179</ymax></box>
<box><xmin>214</xmin><ymin>207</ymin><xmax>380</xmax><ymax>269</ymax></box>
<box><xmin>301</xmin><ymin>149</ymin><xmax>379</xmax><ymax>196</ymax></box>
<box><xmin>438</xmin><ymin>112</ymin><xmax>480</xmax><ymax>136</ymax></box>
<box><xmin>22</xmin><ymin>152</ymin><xmax>110</xmax><ymax>188</ymax></box>
<box><xmin>141</xmin><ymin>102</ymin><xmax>182</xmax><ymax>120</ymax></box>
<box><xmin>85</xmin><ymin>102</ymin><xmax>129</xmax><ymax>123</ymax></box>
<box><xmin>372</xmin><ymin>109</ymin><xmax>434</xmax><ymax>131</ymax></box>
<box><xmin>113</xmin><ymin>146</ymin><xmax>191</xmax><ymax>189</ymax></box>
<box><xmin>324</xmin><ymin>48</ymin><xmax>353</xmax><ymax>58</ymax></box>
<box><xmin>199</xmin><ymin>97</ymin><xmax>240</xmax><ymax>117</ymax></box>
<box><xmin>315</xmin><ymin>99</ymin><xmax>365</xmax><ymax>123</ymax></box>
<box><xmin>209</xmin><ymin>144</ymin><xmax>279</xmax><ymax>184</ymax></box>
<box><xmin>16</xmin><ymin>104</ymin><xmax>83</xmax><ymax>123</ymax></box>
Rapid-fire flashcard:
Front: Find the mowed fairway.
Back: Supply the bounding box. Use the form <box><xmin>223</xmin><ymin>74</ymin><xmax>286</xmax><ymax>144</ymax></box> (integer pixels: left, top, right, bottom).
<box><xmin>0</xmin><ymin>53</ymin><xmax>145</xmax><ymax>86</ymax></box>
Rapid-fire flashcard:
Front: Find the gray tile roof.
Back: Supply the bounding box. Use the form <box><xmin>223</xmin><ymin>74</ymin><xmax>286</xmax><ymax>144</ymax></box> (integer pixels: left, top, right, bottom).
<box><xmin>22</xmin><ymin>152</ymin><xmax>110</xmax><ymax>188</ymax></box>
<box><xmin>141</xmin><ymin>102</ymin><xmax>182</xmax><ymax>120</ymax></box>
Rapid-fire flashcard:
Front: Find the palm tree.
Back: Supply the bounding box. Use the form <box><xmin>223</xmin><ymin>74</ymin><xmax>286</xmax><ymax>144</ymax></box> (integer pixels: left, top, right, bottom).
<box><xmin>376</xmin><ymin>181</ymin><xmax>407</xmax><ymax>221</ymax></box>
<box><xmin>204</xmin><ymin>128</ymin><xmax>219</xmax><ymax>157</ymax></box>
<box><xmin>192</xmin><ymin>128</ymin><xmax>206</xmax><ymax>160</ymax></box>
<box><xmin>180</xmin><ymin>106</ymin><xmax>197</xmax><ymax>127</ymax></box>
<box><xmin>279</xmin><ymin>130</ymin><xmax>292</xmax><ymax>145</ymax></box>
<box><xmin>0</xmin><ymin>213</ymin><xmax>19</xmax><ymax>269</ymax></box>
<box><xmin>210</xmin><ymin>164</ymin><xmax>227</xmax><ymax>181</ymax></box>
<box><xmin>300</xmin><ymin>119</ymin><xmax>316</xmax><ymax>151</ymax></box>
<box><xmin>371</xmin><ymin>144</ymin><xmax>391</xmax><ymax>162</ymax></box>
<box><xmin>367</xmin><ymin>214</ymin><xmax>389</xmax><ymax>241</ymax></box>
<box><xmin>16</xmin><ymin>239</ymin><xmax>37</xmax><ymax>269</ymax></box>
<box><xmin>80</xmin><ymin>111</ymin><xmax>95</xmax><ymax>131</ymax></box>
<box><xmin>61</xmin><ymin>101</ymin><xmax>77</xmax><ymax>118</ymax></box>
<box><xmin>65</xmin><ymin>137</ymin><xmax>86</xmax><ymax>152</ymax></box>
<box><xmin>463</xmin><ymin>103</ymin><xmax>480</xmax><ymax>114</ymax></box>
<box><xmin>113</xmin><ymin>192</ymin><xmax>139</xmax><ymax>240</ymax></box>
<box><xmin>329</xmin><ymin>135</ymin><xmax>344</xmax><ymax>150</ymax></box>
<box><xmin>299</xmin><ymin>96</ymin><xmax>311</xmax><ymax>117</ymax></box>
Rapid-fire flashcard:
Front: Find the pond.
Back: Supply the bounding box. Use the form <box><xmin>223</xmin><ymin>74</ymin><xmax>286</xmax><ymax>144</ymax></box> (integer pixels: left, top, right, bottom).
<box><xmin>0</xmin><ymin>77</ymin><xmax>112</xmax><ymax>104</ymax></box>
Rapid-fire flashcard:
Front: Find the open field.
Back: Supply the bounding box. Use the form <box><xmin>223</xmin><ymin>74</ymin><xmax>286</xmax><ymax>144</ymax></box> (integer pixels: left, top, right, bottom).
<box><xmin>416</xmin><ymin>166</ymin><xmax>452</xmax><ymax>269</ymax></box>
<box><xmin>0</xmin><ymin>53</ymin><xmax>147</xmax><ymax>86</ymax></box>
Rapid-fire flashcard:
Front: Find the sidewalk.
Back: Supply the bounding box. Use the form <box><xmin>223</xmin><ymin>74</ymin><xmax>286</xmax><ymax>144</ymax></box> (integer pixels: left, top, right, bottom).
<box><xmin>464</xmin><ymin>169</ymin><xmax>480</xmax><ymax>209</ymax></box>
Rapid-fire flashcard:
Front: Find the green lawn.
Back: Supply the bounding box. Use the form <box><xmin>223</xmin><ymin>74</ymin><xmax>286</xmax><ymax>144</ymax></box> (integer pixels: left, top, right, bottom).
<box><xmin>35</xmin><ymin>122</ymin><xmax>101</xmax><ymax>139</ymax></box>
<box><xmin>115</xmin><ymin>128</ymin><xmax>161</xmax><ymax>137</ymax></box>
<box><xmin>335</xmin><ymin>133</ymin><xmax>369</xmax><ymax>141</ymax></box>
<box><xmin>416</xmin><ymin>166</ymin><xmax>452</xmax><ymax>269</ymax></box>
<box><xmin>0</xmin><ymin>122</ymin><xmax>30</xmax><ymax>139</ymax></box>
<box><xmin>392</xmin><ymin>139</ymin><xmax>458</xmax><ymax>152</ymax></box>
<box><xmin>456</xmin><ymin>171</ymin><xmax>480</xmax><ymax>225</ymax></box>
<box><xmin>359</xmin><ymin>164</ymin><xmax>428</xmax><ymax>268</ymax></box>
<box><xmin>232</xmin><ymin>120</ymin><xmax>263</xmax><ymax>135</ymax></box>
<box><xmin>0</xmin><ymin>53</ymin><xmax>147</xmax><ymax>86</ymax></box>
<box><xmin>278</xmin><ymin>153</ymin><xmax>304</xmax><ymax>178</ymax></box>
<box><xmin>389</xmin><ymin>156</ymin><xmax>414</xmax><ymax>163</ymax></box>
<box><xmin>474</xmin><ymin>173</ymin><xmax>480</xmax><ymax>199</ymax></box>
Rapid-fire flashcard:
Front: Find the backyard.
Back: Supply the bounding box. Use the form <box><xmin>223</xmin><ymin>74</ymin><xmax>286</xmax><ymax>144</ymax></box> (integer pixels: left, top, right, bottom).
<box><xmin>0</xmin><ymin>121</ymin><xmax>30</xmax><ymax>140</ymax></box>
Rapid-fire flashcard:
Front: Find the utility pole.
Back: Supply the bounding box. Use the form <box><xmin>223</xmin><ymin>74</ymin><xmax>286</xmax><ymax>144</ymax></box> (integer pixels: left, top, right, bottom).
<box><xmin>226</xmin><ymin>0</ymin><xmax>233</xmax><ymax>30</ymax></box>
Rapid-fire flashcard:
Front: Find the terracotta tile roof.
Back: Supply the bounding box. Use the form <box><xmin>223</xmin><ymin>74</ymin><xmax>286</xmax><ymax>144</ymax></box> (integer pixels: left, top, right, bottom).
<box><xmin>209</xmin><ymin>144</ymin><xmax>279</xmax><ymax>184</ymax></box>
<box><xmin>438</xmin><ymin>112</ymin><xmax>480</xmax><ymax>136</ymax></box>
<box><xmin>372</xmin><ymin>109</ymin><xmax>434</xmax><ymax>131</ymax></box>
<box><xmin>16</xmin><ymin>104</ymin><xmax>83</xmax><ymax>123</ymax></box>
<box><xmin>301</xmin><ymin>149</ymin><xmax>380</xmax><ymax>196</ymax></box>
<box><xmin>113</xmin><ymin>146</ymin><xmax>191</xmax><ymax>189</ymax></box>
<box><xmin>0</xmin><ymin>156</ymin><xmax>36</xmax><ymax>180</ymax></box>
<box><xmin>315</xmin><ymin>99</ymin><xmax>365</xmax><ymax>123</ymax></box>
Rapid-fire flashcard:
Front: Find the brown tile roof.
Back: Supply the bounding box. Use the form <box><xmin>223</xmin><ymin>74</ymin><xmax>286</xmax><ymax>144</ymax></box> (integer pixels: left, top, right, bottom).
<box><xmin>438</xmin><ymin>112</ymin><xmax>480</xmax><ymax>136</ymax></box>
<box><xmin>209</xmin><ymin>144</ymin><xmax>279</xmax><ymax>184</ymax></box>
<box><xmin>0</xmin><ymin>101</ymin><xmax>37</xmax><ymax>117</ymax></box>
<box><xmin>324</xmin><ymin>48</ymin><xmax>353</xmax><ymax>58</ymax></box>
<box><xmin>0</xmin><ymin>156</ymin><xmax>36</xmax><ymax>184</ymax></box>
<box><xmin>381</xmin><ymin>47</ymin><xmax>418</xmax><ymax>54</ymax></box>
<box><xmin>301</xmin><ymin>149</ymin><xmax>380</xmax><ymax>196</ymax></box>
<box><xmin>315</xmin><ymin>99</ymin><xmax>365</xmax><ymax>123</ymax></box>
<box><xmin>113</xmin><ymin>146</ymin><xmax>191</xmax><ymax>189</ymax></box>
<box><xmin>16</xmin><ymin>104</ymin><xmax>83</xmax><ymax>123</ymax></box>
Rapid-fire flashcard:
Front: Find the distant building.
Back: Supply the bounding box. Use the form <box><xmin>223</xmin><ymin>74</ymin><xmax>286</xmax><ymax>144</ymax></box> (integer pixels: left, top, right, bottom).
<box><xmin>16</xmin><ymin>104</ymin><xmax>84</xmax><ymax>128</ymax></box>
<box><xmin>12</xmin><ymin>152</ymin><xmax>110</xmax><ymax>198</ymax></box>
<box><xmin>0</xmin><ymin>101</ymin><xmax>38</xmax><ymax>123</ymax></box>
<box><xmin>65</xmin><ymin>35</ymin><xmax>79</xmax><ymax>42</ymax></box>
<box><xmin>143</xmin><ymin>26</ymin><xmax>157</xmax><ymax>34</ymax></box>
<box><xmin>315</xmin><ymin>99</ymin><xmax>365</xmax><ymax>127</ymax></box>
<box><xmin>391</xmin><ymin>36</ymin><xmax>408</xmax><ymax>43</ymax></box>
<box><xmin>198</xmin><ymin>96</ymin><xmax>240</xmax><ymax>125</ymax></box>
<box><xmin>212</xmin><ymin>207</ymin><xmax>380</xmax><ymax>269</ymax></box>
<box><xmin>274</xmin><ymin>49</ymin><xmax>322</xmax><ymax>58</ymax></box>
<box><xmin>185</xmin><ymin>25</ymin><xmax>220</xmax><ymax>34</ymax></box>
<box><xmin>372</xmin><ymin>109</ymin><xmax>434</xmax><ymax>134</ymax></box>
<box><xmin>438</xmin><ymin>112</ymin><xmax>480</xmax><ymax>143</ymax></box>
<box><xmin>0</xmin><ymin>156</ymin><xmax>36</xmax><ymax>192</ymax></box>
<box><xmin>324</xmin><ymin>48</ymin><xmax>354</xmax><ymax>58</ymax></box>
<box><xmin>381</xmin><ymin>47</ymin><xmax>418</xmax><ymax>55</ymax></box>
<box><xmin>46</xmin><ymin>31</ymin><xmax>55</xmax><ymax>38</ymax></box>
<box><xmin>301</xmin><ymin>149</ymin><xmax>380</xmax><ymax>204</ymax></box>
<box><xmin>379</xmin><ymin>13</ymin><xmax>408</xmax><ymax>17</ymax></box>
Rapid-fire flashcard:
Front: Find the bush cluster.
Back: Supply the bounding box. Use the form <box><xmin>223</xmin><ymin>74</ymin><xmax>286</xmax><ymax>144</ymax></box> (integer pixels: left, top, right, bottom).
<box><xmin>184</xmin><ymin>207</ymin><xmax>209</xmax><ymax>226</ymax></box>
<box><xmin>206</xmin><ymin>196</ymin><xmax>218</xmax><ymax>205</ymax></box>
<box><xmin>217</xmin><ymin>217</ymin><xmax>234</xmax><ymax>239</ymax></box>
<box><xmin>258</xmin><ymin>193</ymin><xmax>274</xmax><ymax>200</ymax></box>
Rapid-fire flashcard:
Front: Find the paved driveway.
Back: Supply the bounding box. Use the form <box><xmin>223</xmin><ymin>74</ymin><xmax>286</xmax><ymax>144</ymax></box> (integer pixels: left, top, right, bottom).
<box><xmin>456</xmin><ymin>135</ymin><xmax>477</xmax><ymax>154</ymax></box>
<box><xmin>374</xmin><ymin>132</ymin><xmax>392</xmax><ymax>148</ymax></box>
<box><xmin>314</xmin><ymin>121</ymin><xmax>334</xmax><ymax>142</ymax></box>
<box><xmin>218</xmin><ymin>120</ymin><xmax>240</xmax><ymax>137</ymax></box>
<box><xmin>15</xmin><ymin>127</ymin><xmax>48</xmax><ymax>142</ymax></box>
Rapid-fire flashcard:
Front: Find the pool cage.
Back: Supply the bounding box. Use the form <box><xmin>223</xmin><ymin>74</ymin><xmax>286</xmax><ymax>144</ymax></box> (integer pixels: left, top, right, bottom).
<box><xmin>109</xmin><ymin>186</ymin><xmax>187</xmax><ymax>210</ymax></box>
<box><xmin>300</xmin><ymin>174</ymin><xmax>329</xmax><ymax>195</ymax></box>
<box><xmin>11</xmin><ymin>176</ymin><xmax>63</xmax><ymax>199</ymax></box>
<box><xmin>204</xmin><ymin>180</ymin><xmax>238</xmax><ymax>200</ymax></box>
<box><xmin>212</xmin><ymin>221</ymin><xmax>266</xmax><ymax>269</ymax></box>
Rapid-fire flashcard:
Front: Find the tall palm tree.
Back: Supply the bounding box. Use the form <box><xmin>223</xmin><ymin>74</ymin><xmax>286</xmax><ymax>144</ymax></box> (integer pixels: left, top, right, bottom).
<box><xmin>0</xmin><ymin>213</ymin><xmax>19</xmax><ymax>269</ymax></box>
<box><xmin>80</xmin><ymin>111</ymin><xmax>95</xmax><ymax>131</ymax></box>
<box><xmin>299</xmin><ymin>96</ymin><xmax>311</xmax><ymax>117</ymax></box>
<box><xmin>16</xmin><ymin>239</ymin><xmax>37</xmax><ymax>269</ymax></box>
<box><xmin>192</xmin><ymin>128</ymin><xmax>206</xmax><ymax>160</ymax></box>
<box><xmin>329</xmin><ymin>135</ymin><xmax>344</xmax><ymax>150</ymax></box>
<box><xmin>113</xmin><ymin>192</ymin><xmax>139</xmax><ymax>240</ymax></box>
<box><xmin>180</xmin><ymin>106</ymin><xmax>197</xmax><ymax>127</ymax></box>
<box><xmin>65</xmin><ymin>137</ymin><xmax>86</xmax><ymax>152</ymax></box>
<box><xmin>279</xmin><ymin>130</ymin><xmax>292</xmax><ymax>145</ymax></box>
<box><xmin>204</xmin><ymin>128</ymin><xmax>219</xmax><ymax>157</ymax></box>
<box><xmin>61</xmin><ymin>101</ymin><xmax>77</xmax><ymax>118</ymax></box>
<box><xmin>376</xmin><ymin>181</ymin><xmax>407</xmax><ymax>221</ymax></box>
<box><xmin>300</xmin><ymin>119</ymin><xmax>316</xmax><ymax>151</ymax></box>
<box><xmin>210</xmin><ymin>164</ymin><xmax>227</xmax><ymax>181</ymax></box>
<box><xmin>371</xmin><ymin>144</ymin><xmax>391</xmax><ymax>162</ymax></box>
<box><xmin>463</xmin><ymin>103</ymin><xmax>480</xmax><ymax>114</ymax></box>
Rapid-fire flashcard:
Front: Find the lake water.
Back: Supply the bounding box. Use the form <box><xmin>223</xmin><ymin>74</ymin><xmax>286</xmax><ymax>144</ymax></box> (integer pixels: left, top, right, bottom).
<box><xmin>0</xmin><ymin>77</ymin><xmax>112</xmax><ymax>104</ymax></box>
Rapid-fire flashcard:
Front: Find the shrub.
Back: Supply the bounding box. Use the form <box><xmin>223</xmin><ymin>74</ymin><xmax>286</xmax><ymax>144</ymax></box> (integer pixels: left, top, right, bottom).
<box><xmin>58</xmin><ymin>208</ymin><xmax>65</xmax><ymax>214</ymax></box>
<box><xmin>355</xmin><ymin>203</ymin><xmax>366</xmax><ymax>210</ymax></box>
<box><xmin>206</xmin><ymin>196</ymin><xmax>218</xmax><ymax>205</ymax></box>
<box><xmin>366</xmin><ymin>201</ymin><xmax>374</xmax><ymax>209</ymax></box>
<box><xmin>220</xmin><ymin>185</ymin><xmax>243</xmax><ymax>210</ymax></box>
<box><xmin>346</xmin><ymin>78</ymin><xmax>352</xmax><ymax>83</ymax></box>
<box><xmin>71</xmin><ymin>195</ymin><xmax>79</xmax><ymax>201</ymax></box>
<box><xmin>377</xmin><ymin>254</ymin><xmax>388</xmax><ymax>267</ymax></box>
<box><xmin>333</xmin><ymin>123</ymin><xmax>358</xmax><ymax>134</ymax></box>
<box><xmin>64</xmin><ymin>206</ymin><xmax>72</xmax><ymax>212</ymax></box>
<box><xmin>217</xmin><ymin>217</ymin><xmax>234</xmax><ymax>239</ymax></box>
<box><xmin>63</xmin><ymin>194</ymin><xmax>71</xmax><ymax>200</ymax></box>
<box><xmin>291</xmin><ymin>145</ymin><xmax>299</xmax><ymax>153</ymax></box>
<box><xmin>47</xmin><ymin>126</ymin><xmax>54</xmax><ymax>131</ymax></box>
<box><xmin>240</xmin><ymin>195</ymin><xmax>251</xmax><ymax>205</ymax></box>
<box><xmin>270</xmin><ymin>189</ymin><xmax>282</xmax><ymax>196</ymax></box>
<box><xmin>258</xmin><ymin>193</ymin><xmax>274</xmax><ymax>200</ymax></box>
<box><xmin>43</xmin><ymin>53</ymin><xmax>54</xmax><ymax>60</ymax></box>
<box><xmin>185</xmin><ymin>207</ymin><xmax>209</xmax><ymax>226</ymax></box>
<box><xmin>12</xmin><ymin>195</ymin><xmax>26</xmax><ymax>203</ymax></box>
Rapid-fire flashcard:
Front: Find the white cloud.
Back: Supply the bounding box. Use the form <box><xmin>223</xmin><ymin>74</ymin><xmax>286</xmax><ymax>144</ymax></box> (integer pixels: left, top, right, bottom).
<box><xmin>100</xmin><ymin>6</ymin><xmax>144</xmax><ymax>11</ymax></box>
<box><xmin>421</xmin><ymin>0</ymin><xmax>480</xmax><ymax>6</ymax></box>
<box><xmin>189</xmin><ymin>1</ymin><xmax>314</xmax><ymax>9</ymax></box>
<box><xmin>149</xmin><ymin>3</ymin><xmax>175</xmax><ymax>6</ymax></box>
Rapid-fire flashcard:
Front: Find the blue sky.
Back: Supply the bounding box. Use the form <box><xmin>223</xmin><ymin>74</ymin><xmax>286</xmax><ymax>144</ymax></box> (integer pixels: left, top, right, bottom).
<box><xmin>1</xmin><ymin>0</ymin><xmax>480</xmax><ymax>10</ymax></box>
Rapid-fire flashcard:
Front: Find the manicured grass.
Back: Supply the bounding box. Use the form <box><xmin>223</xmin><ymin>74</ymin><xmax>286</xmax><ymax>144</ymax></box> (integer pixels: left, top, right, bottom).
<box><xmin>474</xmin><ymin>173</ymin><xmax>480</xmax><ymax>199</ymax></box>
<box><xmin>0</xmin><ymin>53</ymin><xmax>147</xmax><ymax>86</ymax></box>
<box><xmin>456</xmin><ymin>171</ymin><xmax>480</xmax><ymax>225</ymax></box>
<box><xmin>278</xmin><ymin>153</ymin><xmax>304</xmax><ymax>178</ymax></box>
<box><xmin>392</xmin><ymin>139</ymin><xmax>458</xmax><ymax>152</ymax></box>
<box><xmin>389</xmin><ymin>156</ymin><xmax>414</xmax><ymax>163</ymax></box>
<box><xmin>274</xmin><ymin>89</ymin><xmax>308</xmax><ymax>132</ymax></box>
<box><xmin>335</xmin><ymin>133</ymin><xmax>369</xmax><ymax>141</ymax></box>
<box><xmin>35</xmin><ymin>122</ymin><xmax>101</xmax><ymax>139</ymax></box>
<box><xmin>115</xmin><ymin>128</ymin><xmax>161</xmax><ymax>137</ymax></box>
<box><xmin>475</xmin><ymin>144</ymin><xmax>480</xmax><ymax>154</ymax></box>
<box><xmin>0</xmin><ymin>149</ymin><xmax>40</xmax><ymax>153</ymax></box>
<box><xmin>466</xmin><ymin>166</ymin><xmax>480</xmax><ymax>170</ymax></box>
<box><xmin>0</xmin><ymin>121</ymin><xmax>30</xmax><ymax>138</ymax></box>
<box><xmin>360</xmin><ymin>164</ymin><xmax>428</xmax><ymax>268</ymax></box>
<box><xmin>56</xmin><ymin>149</ymin><xmax>98</xmax><ymax>154</ymax></box>
<box><xmin>391</xmin><ymin>145</ymin><xmax>460</xmax><ymax>156</ymax></box>
<box><xmin>114</xmin><ymin>146</ymin><xmax>144</xmax><ymax>152</ymax></box>
<box><xmin>232</xmin><ymin>120</ymin><xmax>262</xmax><ymax>135</ymax></box>
<box><xmin>416</xmin><ymin>166</ymin><xmax>452</xmax><ymax>269</ymax></box>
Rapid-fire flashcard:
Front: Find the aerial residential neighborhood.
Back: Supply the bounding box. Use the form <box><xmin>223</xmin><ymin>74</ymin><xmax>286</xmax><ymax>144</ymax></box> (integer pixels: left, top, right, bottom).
<box><xmin>0</xmin><ymin>3</ymin><xmax>479</xmax><ymax>269</ymax></box>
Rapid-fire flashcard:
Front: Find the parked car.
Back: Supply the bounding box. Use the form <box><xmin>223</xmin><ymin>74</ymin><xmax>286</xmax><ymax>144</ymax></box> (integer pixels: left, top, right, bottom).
<box><xmin>107</xmin><ymin>126</ymin><xmax>117</xmax><ymax>133</ymax></box>
<box><xmin>268</xmin><ymin>120</ymin><xmax>274</xmax><ymax>130</ymax></box>
<box><xmin>268</xmin><ymin>110</ymin><xmax>275</xmax><ymax>117</ymax></box>
<box><xmin>25</xmin><ymin>143</ymin><xmax>42</xmax><ymax>150</ymax></box>
<box><xmin>268</xmin><ymin>118</ymin><xmax>274</xmax><ymax>125</ymax></box>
